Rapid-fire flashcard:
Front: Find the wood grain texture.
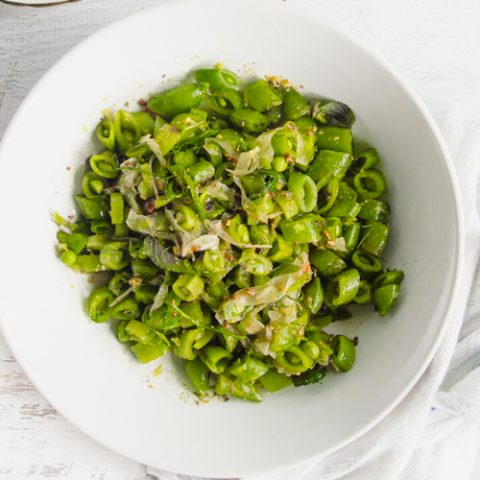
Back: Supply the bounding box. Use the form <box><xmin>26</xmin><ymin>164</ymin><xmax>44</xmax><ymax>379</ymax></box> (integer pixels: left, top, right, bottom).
<box><xmin>1</xmin><ymin>0</ymin><xmax>480</xmax><ymax>478</ymax></box>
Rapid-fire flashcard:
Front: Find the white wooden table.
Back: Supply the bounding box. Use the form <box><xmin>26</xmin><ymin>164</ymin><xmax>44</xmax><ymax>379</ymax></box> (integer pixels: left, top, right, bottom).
<box><xmin>1</xmin><ymin>0</ymin><xmax>480</xmax><ymax>478</ymax></box>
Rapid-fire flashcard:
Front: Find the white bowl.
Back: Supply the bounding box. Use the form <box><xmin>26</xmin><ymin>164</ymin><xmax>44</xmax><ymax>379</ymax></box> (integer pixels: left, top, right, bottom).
<box><xmin>0</xmin><ymin>0</ymin><xmax>463</xmax><ymax>477</ymax></box>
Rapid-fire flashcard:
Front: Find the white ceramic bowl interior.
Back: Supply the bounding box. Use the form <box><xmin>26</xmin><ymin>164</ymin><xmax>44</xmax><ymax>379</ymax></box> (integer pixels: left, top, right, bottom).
<box><xmin>0</xmin><ymin>0</ymin><xmax>462</xmax><ymax>477</ymax></box>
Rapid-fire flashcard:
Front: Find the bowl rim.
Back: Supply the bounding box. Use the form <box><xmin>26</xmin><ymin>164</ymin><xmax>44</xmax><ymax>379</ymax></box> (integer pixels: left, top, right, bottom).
<box><xmin>0</xmin><ymin>0</ymin><xmax>465</xmax><ymax>476</ymax></box>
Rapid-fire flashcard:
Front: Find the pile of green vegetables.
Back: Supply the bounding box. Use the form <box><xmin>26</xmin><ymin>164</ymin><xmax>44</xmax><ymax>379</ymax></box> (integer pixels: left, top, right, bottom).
<box><xmin>54</xmin><ymin>66</ymin><xmax>404</xmax><ymax>402</ymax></box>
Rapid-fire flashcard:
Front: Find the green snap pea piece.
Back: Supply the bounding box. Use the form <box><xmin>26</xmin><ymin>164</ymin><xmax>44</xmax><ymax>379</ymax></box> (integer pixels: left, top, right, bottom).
<box><xmin>131</xmin><ymin>111</ymin><xmax>154</xmax><ymax>136</ymax></box>
<box><xmin>279</xmin><ymin>215</ymin><xmax>322</xmax><ymax>244</ymax></box>
<box><xmin>266</xmin><ymin>106</ymin><xmax>283</xmax><ymax>125</ymax></box>
<box><xmin>58</xmin><ymin>232</ymin><xmax>88</xmax><ymax>254</ymax></box>
<box><xmin>354</xmin><ymin>280</ymin><xmax>372</xmax><ymax>304</ymax></box>
<box><xmin>208</xmin><ymin>89</ymin><xmax>243</xmax><ymax>116</ymax></box>
<box><xmin>232</xmin><ymin>267</ymin><xmax>252</xmax><ymax>289</ymax></box>
<box><xmin>273</xmin><ymin>155</ymin><xmax>288</xmax><ymax>172</ymax></box>
<box><xmin>147</xmin><ymin>83</ymin><xmax>207</xmax><ymax>118</ymax></box>
<box><xmin>272</xmin><ymin>133</ymin><xmax>295</xmax><ymax>163</ymax></box>
<box><xmin>284</xmin><ymin>88</ymin><xmax>309</xmax><ymax>120</ymax></box>
<box><xmin>242</xmin><ymin>174</ymin><xmax>266</xmax><ymax>195</ymax></box>
<box><xmin>308</xmin><ymin>150</ymin><xmax>353</xmax><ymax>189</ymax></box>
<box><xmin>244</xmin><ymin>79</ymin><xmax>283</xmax><ymax>112</ymax></box>
<box><xmin>344</xmin><ymin>222</ymin><xmax>361</xmax><ymax>252</ymax></box>
<box><xmin>324</xmin><ymin>217</ymin><xmax>342</xmax><ymax>241</ymax></box>
<box><xmin>100</xmin><ymin>242</ymin><xmax>129</xmax><ymax>270</ymax></box>
<box><xmin>259</xmin><ymin>369</ymin><xmax>292</xmax><ymax>392</ymax></box>
<box><xmin>112</xmin><ymin>297</ymin><xmax>141</xmax><ymax>320</ymax></box>
<box><xmin>274</xmin><ymin>191</ymin><xmax>299</xmax><ymax>219</ymax></box>
<box><xmin>275</xmin><ymin>345</ymin><xmax>315</xmax><ymax>375</ymax></box>
<box><xmin>310</xmin><ymin>249</ymin><xmax>346</xmax><ymax>276</ymax></box>
<box><xmin>232</xmin><ymin>378</ymin><xmax>263</xmax><ymax>402</ymax></box>
<box><xmin>269</xmin><ymin>234</ymin><xmax>294</xmax><ymax>261</ymax></box>
<box><xmin>134</xmin><ymin>285</ymin><xmax>157</xmax><ymax>304</ymax></box>
<box><xmin>316</xmin><ymin>126</ymin><xmax>353</xmax><ymax>153</ymax></box>
<box><xmin>249</xmin><ymin>224</ymin><xmax>275</xmax><ymax>245</ymax></box>
<box><xmin>360</xmin><ymin>222</ymin><xmax>390</xmax><ymax>257</ymax></box>
<box><xmin>199</xmin><ymin>250</ymin><xmax>225</xmax><ymax>273</ymax></box>
<box><xmin>227</xmin><ymin>215</ymin><xmax>250</xmax><ymax>244</ymax></box>
<box><xmin>355</xmin><ymin>147</ymin><xmax>380</xmax><ymax>171</ymax></box>
<box><xmin>109</xmin><ymin>192</ymin><xmax>124</xmax><ymax>225</ymax></box>
<box><xmin>358</xmin><ymin>199</ymin><xmax>390</xmax><ymax>222</ymax></box>
<box><xmin>154</xmin><ymin>123</ymin><xmax>181</xmax><ymax>155</ymax></box>
<box><xmin>175</xmin><ymin>328</ymin><xmax>212</xmax><ymax>360</ymax></box>
<box><xmin>175</xmin><ymin>205</ymin><xmax>199</xmax><ymax>231</ymax></box>
<box><xmin>174</xmin><ymin>149</ymin><xmax>197</xmax><ymax>167</ymax></box>
<box><xmin>114</xmin><ymin>110</ymin><xmax>141</xmax><ymax>153</ymax></box>
<box><xmin>194</xmin><ymin>68</ymin><xmax>239</xmax><ymax>91</ymax></box>
<box><xmin>131</xmin><ymin>258</ymin><xmax>159</xmax><ymax>282</ymax></box>
<box><xmin>303</xmin><ymin>277</ymin><xmax>324</xmax><ymax>314</ymax></box>
<box><xmin>201</xmin><ymin>346</ymin><xmax>232</xmax><ymax>374</ymax></box>
<box><xmin>185</xmin><ymin>358</ymin><xmax>211</xmax><ymax>397</ymax></box>
<box><xmin>108</xmin><ymin>271</ymin><xmax>130</xmax><ymax>296</ymax></box>
<box><xmin>373</xmin><ymin>270</ymin><xmax>405</xmax><ymax>290</ymax></box>
<box><xmin>88</xmin><ymin>287</ymin><xmax>113</xmax><ymax>323</ymax></box>
<box><xmin>230</xmin><ymin>109</ymin><xmax>268</xmax><ymax>133</ymax></box>
<box><xmin>71</xmin><ymin>254</ymin><xmax>104</xmax><ymax>273</ymax></box>
<box><xmin>96</xmin><ymin>116</ymin><xmax>115</xmax><ymax>151</ymax></box>
<box><xmin>325</xmin><ymin>269</ymin><xmax>360</xmax><ymax>308</ymax></box>
<box><xmin>126</xmin><ymin>320</ymin><xmax>163</xmax><ymax>345</ymax></box>
<box><xmin>82</xmin><ymin>172</ymin><xmax>106</xmax><ymax>197</ymax></box>
<box><xmin>288</xmin><ymin>172</ymin><xmax>318</xmax><ymax>213</ymax></box>
<box><xmin>314</xmin><ymin>101</ymin><xmax>355</xmax><ymax>128</ymax></box>
<box><xmin>230</xmin><ymin>356</ymin><xmax>269</xmax><ymax>382</ymax></box>
<box><xmin>202</xmin><ymin>140</ymin><xmax>224</xmax><ymax>167</ymax></box>
<box><xmin>131</xmin><ymin>340</ymin><xmax>169</xmax><ymax>364</ymax></box>
<box><xmin>374</xmin><ymin>284</ymin><xmax>401</xmax><ymax>316</ymax></box>
<box><xmin>351</xmin><ymin>250</ymin><xmax>383</xmax><ymax>273</ymax></box>
<box><xmin>188</xmin><ymin>160</ymin><xmax>215</xmax><ymax>184</ymax></box>
<box><xmin>86</xmin><ymin>234</ymin><xmax>109</xmax><ymax>251</ymax></box>
<box><xmin>90</xmin><ymin>151</ymin><xmax>120</xmax><ymax>181</ymax></box>
<box><xmin>60</xmin><ymin>250</ymin><xmax>76</xmax><ymax>266</ymax></box>
<box><xmin>337</xmin><ymin>181</ymin><xmax>358</xmax><ymax>202</ymax></box>
<box><xmin>326</xmin><ymin>200</ymin><xmax>361</xmax><ymax>218</ymax></box>
<box><xmin>317</xmin><ymin>178</ymin><xmax>339</xmax><ymax>214</ymax></box>
<box><xmin>331</xmin><ymin>335</ymin><xmax>356</xmax><ymax>372</ymax></box>
<box><xmin>354</xmin><ymin>169</ymin><xmax>387</xmax><ymax>199</ymax></box>
<box><xmin>172</xmin><ymin>274</ymin><xmax>204</xmax><ymax>302</ymax></box>
<box><xmin>75</xmin><ymin>195</ymin><xmax>109</xmax><ymax>220</ymax></box>
<box><xmin>239</xmin><ymin>250</ymin><xmax>273</xmax><ymax>275</ymax></box>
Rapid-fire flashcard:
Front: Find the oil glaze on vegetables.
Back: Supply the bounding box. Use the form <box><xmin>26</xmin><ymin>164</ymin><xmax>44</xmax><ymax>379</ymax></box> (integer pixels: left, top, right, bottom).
<box><xmin>53</xmin><ymin>66</ymin><xmax>404</xmax><ymax>402</ymax></box>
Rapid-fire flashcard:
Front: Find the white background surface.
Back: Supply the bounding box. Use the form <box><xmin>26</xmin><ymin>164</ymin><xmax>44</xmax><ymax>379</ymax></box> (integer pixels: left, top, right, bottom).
<box><xmin>0</xmin><ymin>0</ymin><xmax>479</xmax><ymax>479</ymax></box>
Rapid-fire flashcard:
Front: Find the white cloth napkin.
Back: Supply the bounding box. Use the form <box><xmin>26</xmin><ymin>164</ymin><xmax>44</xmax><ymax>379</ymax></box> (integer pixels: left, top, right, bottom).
<box><xmin>148</xmin><ymin>103</ymin><xmax>480</xmax><ymax>480</ymax></box>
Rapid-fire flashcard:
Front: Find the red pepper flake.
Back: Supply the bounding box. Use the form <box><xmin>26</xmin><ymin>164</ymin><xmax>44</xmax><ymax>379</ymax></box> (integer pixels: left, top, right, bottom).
<box><xmin>143</xmin><ymin>198</ymin><xmax>156</xmax><ymax>214</ymax></box>
<box><xmin>137</xmin><ymin>98</ymin><xmax>147</xmax><ymax>107</ymax></box>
